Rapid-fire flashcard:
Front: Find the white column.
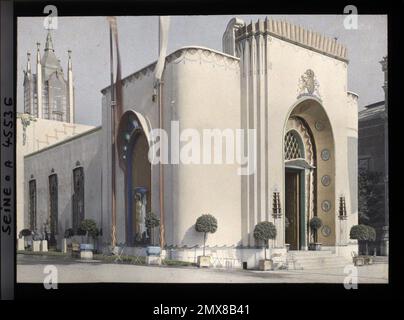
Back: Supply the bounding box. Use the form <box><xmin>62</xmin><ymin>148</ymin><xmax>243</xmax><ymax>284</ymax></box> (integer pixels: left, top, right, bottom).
<box><xmin>68</xmin><ymin>50</ymin><xmax>74</xmax><ymax>123</ymax></box>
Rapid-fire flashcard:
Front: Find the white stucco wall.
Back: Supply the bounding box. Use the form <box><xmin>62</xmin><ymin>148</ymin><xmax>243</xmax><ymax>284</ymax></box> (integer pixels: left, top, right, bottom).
<box><xmin>16</xmin><ymin>114</ymin><xmax>95</xmax><ymax>234</ymax></box>
<box><xmin>101</xmin><ymin>47</ymin><xmax>242</xmax><ymax>248</ymax></box>
<box><xmin>23</xmin><ymin>127</ymin><xmax>102</xmax><ymax>241</ymax></box>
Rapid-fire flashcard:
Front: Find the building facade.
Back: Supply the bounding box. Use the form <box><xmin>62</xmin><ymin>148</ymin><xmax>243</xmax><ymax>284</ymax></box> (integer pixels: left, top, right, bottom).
<box><xmin>22</xmin><ymin>18</ymin><xmax>359</xmax><ymax>267</ymax></box>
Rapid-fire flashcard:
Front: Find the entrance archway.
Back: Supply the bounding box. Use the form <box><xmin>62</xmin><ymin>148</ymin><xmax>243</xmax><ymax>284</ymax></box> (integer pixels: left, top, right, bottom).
<box><xmin>117</xmin><ymin>110</ymin><xmax>152</xmax><ymax>245</ymax></box>
<box><xmin>283</xmin><ymin>98</ymin><xmax>335</xmax><ymax>249</ymax></box>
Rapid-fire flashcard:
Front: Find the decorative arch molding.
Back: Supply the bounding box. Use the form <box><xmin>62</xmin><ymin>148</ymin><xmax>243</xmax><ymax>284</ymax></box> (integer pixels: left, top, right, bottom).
<box><xmin>117</xmin><ymin>110</ymin><xmax>152</xmax><ymax>245</ymax></box>
<box><xmin>282</xmin><ymin>98</ymin><xmax>336</xmax><ymax>247</ymax></box>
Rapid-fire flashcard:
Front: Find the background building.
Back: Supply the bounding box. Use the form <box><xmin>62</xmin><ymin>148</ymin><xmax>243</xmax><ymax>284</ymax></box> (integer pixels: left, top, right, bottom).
<box><xmin>358</xmin><ymin>56</ymin><xmax>388</xmax><ymax>256</ymax></box>
<box><xmin>17</xmin><ymin>31</ymin><xmax>94</xmax><ymax>238</ymax></box>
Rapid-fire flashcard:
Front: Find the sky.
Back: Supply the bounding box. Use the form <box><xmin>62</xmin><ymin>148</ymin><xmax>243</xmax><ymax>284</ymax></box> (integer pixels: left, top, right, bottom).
<box><xmin>17</xmin><ymin>15</ymin><xmax>387</xmax><ymax>126</ymax></box>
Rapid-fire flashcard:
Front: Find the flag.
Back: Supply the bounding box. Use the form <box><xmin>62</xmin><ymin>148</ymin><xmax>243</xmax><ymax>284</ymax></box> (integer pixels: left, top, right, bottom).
<box><xmin>107</xmin><ymin>16</ymin><xmax>124</xmax><ymax>123</ymax></box>
<box><xmin>154</xmin><ymin>16</ymin><xmax>170</xmax><ymax>87</ymax></box>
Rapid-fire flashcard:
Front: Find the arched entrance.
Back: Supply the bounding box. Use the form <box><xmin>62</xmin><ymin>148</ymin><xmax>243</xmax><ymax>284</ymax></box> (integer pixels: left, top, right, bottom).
<box><xmin>117</xmin><ymin>111</ymin><xmax>152</xmax><ymax>246</ymax></box>
<box><xmin>283</xmin><ymin>98</ymin><xmax>335</xmax><ymax>250</ymax></box>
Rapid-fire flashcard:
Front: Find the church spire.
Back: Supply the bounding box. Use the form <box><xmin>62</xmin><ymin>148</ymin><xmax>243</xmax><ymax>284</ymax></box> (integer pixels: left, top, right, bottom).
<box><xmin>26</xmin><ymin>52</ymin><xmax>31</xmax><ymax>74</ymax></box>
<box><xmin>44</xmin><ymin>30</ymin><xmax>54</xmax><ymax>52</ymax></box>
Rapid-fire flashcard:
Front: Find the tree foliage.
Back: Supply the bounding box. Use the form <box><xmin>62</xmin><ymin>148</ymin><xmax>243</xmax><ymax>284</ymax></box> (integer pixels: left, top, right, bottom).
<box><xmin>358</xmin><ymin>168</ymin><xmax>383</xmax><ymax>225</ymax></box>
<box><xmin>79</xmin><ymin>219</ymin><xmax>99</xmax><ymax>239</ymax></box>
<box><xmin>309</xmin><ymin>217</ymin><xmax>322</xmax><ymax>231</ymax></box>
<box><xmin>350</xmin><ymin>224</ymin><xmax>376</xmax><ymax>242</ymax></box>
<box><xmin>145</xmin><ymin>212</ymin><xmax>160</xmax><ymax>229</ymax></box>
<box><xmin>19</xmin><ymin>229</ymin><xmax>32</xmax><ymax>237</ymax></box>
<box><xmin>195</xmin><ymin>214</ymin><xmax>218</xmax><ymax>234</ymax></box>
<box><xmin>253</xmin><ymin>221</ymin><xmax>277</xmax><ymax>243</ymax></box>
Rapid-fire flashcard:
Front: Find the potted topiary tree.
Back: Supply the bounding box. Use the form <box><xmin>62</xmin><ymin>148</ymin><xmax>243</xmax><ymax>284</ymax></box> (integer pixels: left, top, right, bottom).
<box><xmin>195</xmin><ymin>214</ymin><xmax>218</xmax><ymax>268</ymax></box>
<box><xmin>145</xmin><ymin>211</ymin><xmax>160</xmax><ymax>246</ymax></box>
<box><xmin>78</xmin><ymin>219</ymin><xmax>99</xmax><ymax>259</ymax></box>
<box><xmin>63</xmin><ymin>228</ymin><xmax>75</xmax><ymax>253</ymax></box>
<box><xmin>253</xmin><ymin>221</ymin><xmax>277</xmax><ymax>271</ymax></box>
<box><xmin>32</xmin><ymin>229</ymin><xmax>42</xmax><ymax>252</ymax></box>
<box><xmin>309</xmin><ymin>216</ymin><xmax>323</xmax><ymax>251</ymax></box>
<box><xmin>19</xmin><ymin>229</ymin><xmax>32</xmax><ymax>250</ymax></box>
<box><xmin>145</xmin><ymin>212</ymin><xmax>162</xmax><ymax>265</ymax></box>
<box><xmin>350</xmin><ymin>224</ymin><xmax>376</xmax><ymax>266</ymax></box>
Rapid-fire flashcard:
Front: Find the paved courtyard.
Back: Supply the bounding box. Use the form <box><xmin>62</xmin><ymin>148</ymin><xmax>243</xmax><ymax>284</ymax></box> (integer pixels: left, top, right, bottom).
<box><xmin>17</xmin><ymin>254</ymin><xmax>388</xmax><ymax>284</ymax></box>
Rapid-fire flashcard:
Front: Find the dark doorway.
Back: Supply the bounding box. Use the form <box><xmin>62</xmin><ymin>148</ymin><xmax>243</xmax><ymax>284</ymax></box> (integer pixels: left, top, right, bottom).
<box><xmin>72</xmin><ymin>167</ymin><xmax>85</xmax><ymax>232</ymax></box>
<box><xmin>129</xmin><ymin>133</ymin><xmax>151</xmax><ymax>245</ymax></box>
<box><xmin>49</xmin><ymin>174</ymin><xmax>58</xmax><ymax>247</ymax></box>
<box><xmin>29</xmin><ymin>180</ymin><xmax>37</xmax><ymax>232</ymax></box>
<box><xmin>285</xmin><ymin>169</ymin><xmax>301</xmax><ymax>250</ymax></box>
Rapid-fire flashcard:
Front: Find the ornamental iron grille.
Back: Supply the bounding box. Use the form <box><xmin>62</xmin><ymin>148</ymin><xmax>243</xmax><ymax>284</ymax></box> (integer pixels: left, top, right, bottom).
<box><xmin>72</xmin><ymin>167</ymin><xmax>85</xmax><ymax>232</ymax></box>
<box><xmin>49</xmin><ymin>174</ymin><xmax>58</xmax><ymax>245</ymax></box>
<box><xmin>272</xmin><ymin>191</ymin><xmax>282</xmax><ymax>218</ymax></box>
<box><xmin>284</xmin><ymin>130</ymin><xmax>304</xmax><ymax>160</ymax></box>
<box><xmin>29</xmin><ymin>180</ymin><xmax>37</xmax><ymax>231</ymax></box>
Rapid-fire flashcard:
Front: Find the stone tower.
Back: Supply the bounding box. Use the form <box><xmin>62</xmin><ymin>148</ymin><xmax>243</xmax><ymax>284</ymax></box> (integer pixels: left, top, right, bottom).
<box><xmin>23</xmin><ymin>30</ymin><xmax>74</xmax><ymax>123</ymax></box>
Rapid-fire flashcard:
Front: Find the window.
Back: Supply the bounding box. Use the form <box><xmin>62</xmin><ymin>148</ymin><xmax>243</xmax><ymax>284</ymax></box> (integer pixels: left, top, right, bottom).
<box><xmin>72</xmin><ymin>167</ymin><xmax>85</xmax><ymax>231</ymax></box>
<box><xmin>49</xmin><ymin>174</ymin><xmax>58</xmax><ymax>238</ymax></box>
<box><xmin>29</xmin><ymin>180</ymin><xmax>37</xmax><ymax>231</ymax></box>
<box><xmin>284</xmin><ymin>130</ymin><xmax>304</xmax><ymax>160</ymax></box>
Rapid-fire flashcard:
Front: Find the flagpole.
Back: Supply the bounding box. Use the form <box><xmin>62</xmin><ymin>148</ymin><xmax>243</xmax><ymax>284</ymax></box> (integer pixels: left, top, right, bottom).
<box><xmin>110</xmin><ymin>23</ymin><xmax>117</xmax><ymax>248</ymax></box>
<box><xmin>158</xmin><ymin>17</ymin><xmax>165</xmax><ymax>250</ymax></box>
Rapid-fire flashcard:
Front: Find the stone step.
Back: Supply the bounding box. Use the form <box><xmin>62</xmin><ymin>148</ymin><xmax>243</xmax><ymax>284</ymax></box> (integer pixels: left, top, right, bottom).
<box><xmin>288</xmin><ymin>250</ymin><xmax>333</xmax><ymax>256</ymax></box>
<box><xmin>291</xmin><ymin>261</ymin><xmax>351</xmax><ymax>268</ymax></box>
<box><xmin>286</xmin><ymin>252</ymin><xmax>351</xmax><ymax>270</ymax></box>
<box><xmin>288</xmin><ymin>256</ymin><xmax>348</xmax><ymax>262</ymax></box>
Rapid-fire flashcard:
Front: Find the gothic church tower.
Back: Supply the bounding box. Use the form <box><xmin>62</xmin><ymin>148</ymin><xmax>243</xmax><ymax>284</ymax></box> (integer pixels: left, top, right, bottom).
<box><xmin>23</xmin><ymin>30</ymin><xmax>75</xmax><ymax>123</ymax></box>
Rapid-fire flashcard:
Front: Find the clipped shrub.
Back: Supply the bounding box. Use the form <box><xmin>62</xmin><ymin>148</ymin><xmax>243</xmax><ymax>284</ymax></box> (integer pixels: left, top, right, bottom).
<box><xmin>350</xmin><ymin>224</ymin><xmax>369</xmax><ymax>241</ymax></box>
<box><xmin>350</xmin><ymin>224</ymin><xmax>376</xmax><ymax>255</ymax></box>
<box><xmin>253</xmin><ymin>221</ymin><xmax>277</xmax><ymax>260</ymax></box>
<box><xmin>19</xmin><ymin>229</ymin><xmax>32</xmax><ymax>238</ymax></box>
<box><xmin>309</xmin><ymin>216</ymin><xmax>323</xmax><ymax>243</ymax></box>
<box><xmin>145</xmin><ymin>212</ymin><xmax>160</xmax><ymax>246</ymax></box>
<box><xmin>79</xmin><ymin>219</ymin><xmax>99</xmax><ymax>239</ymax></box>
<box><xmin>195</xmin><ymin>214</ymin><xmax>218</xmax><ymax>256</ymax></box>
<box><xmin>145</xmin><ymin>212</ymin><xmax>160</xmax><ymax>229</ymax></box>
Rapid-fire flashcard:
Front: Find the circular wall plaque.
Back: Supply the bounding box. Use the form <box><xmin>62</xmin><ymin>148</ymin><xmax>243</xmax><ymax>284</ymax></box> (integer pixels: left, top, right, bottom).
<box><xmin>315</xmin><ymin>121</ymin><xmax>324</xmax><ymax>131</ymax></box>
<box><xmin>321</xmin><ymin>149</ymin><xmax>330</xmax><ymax>161</ymax></box>
<box><xmin>321</xmin><ymin>225</ymin><xmax>331</xmax><ymax>237</ymax></box>
<box><xmin>321</xmin><ymin>200</ymin><xmax>332</xmax><ymax>212</ymax></box>
<box><xmin>321</xmin><ymin>175</ymin><xmax>331</xmax><ymax>186</ymax></box>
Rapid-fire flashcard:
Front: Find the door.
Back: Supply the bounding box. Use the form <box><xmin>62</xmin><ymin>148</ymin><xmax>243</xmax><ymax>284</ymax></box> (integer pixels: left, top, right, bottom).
<box><xmin>285</xmin><ymin>170</ymin><xmax>300</xmax><ymax>250</ymax></box>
